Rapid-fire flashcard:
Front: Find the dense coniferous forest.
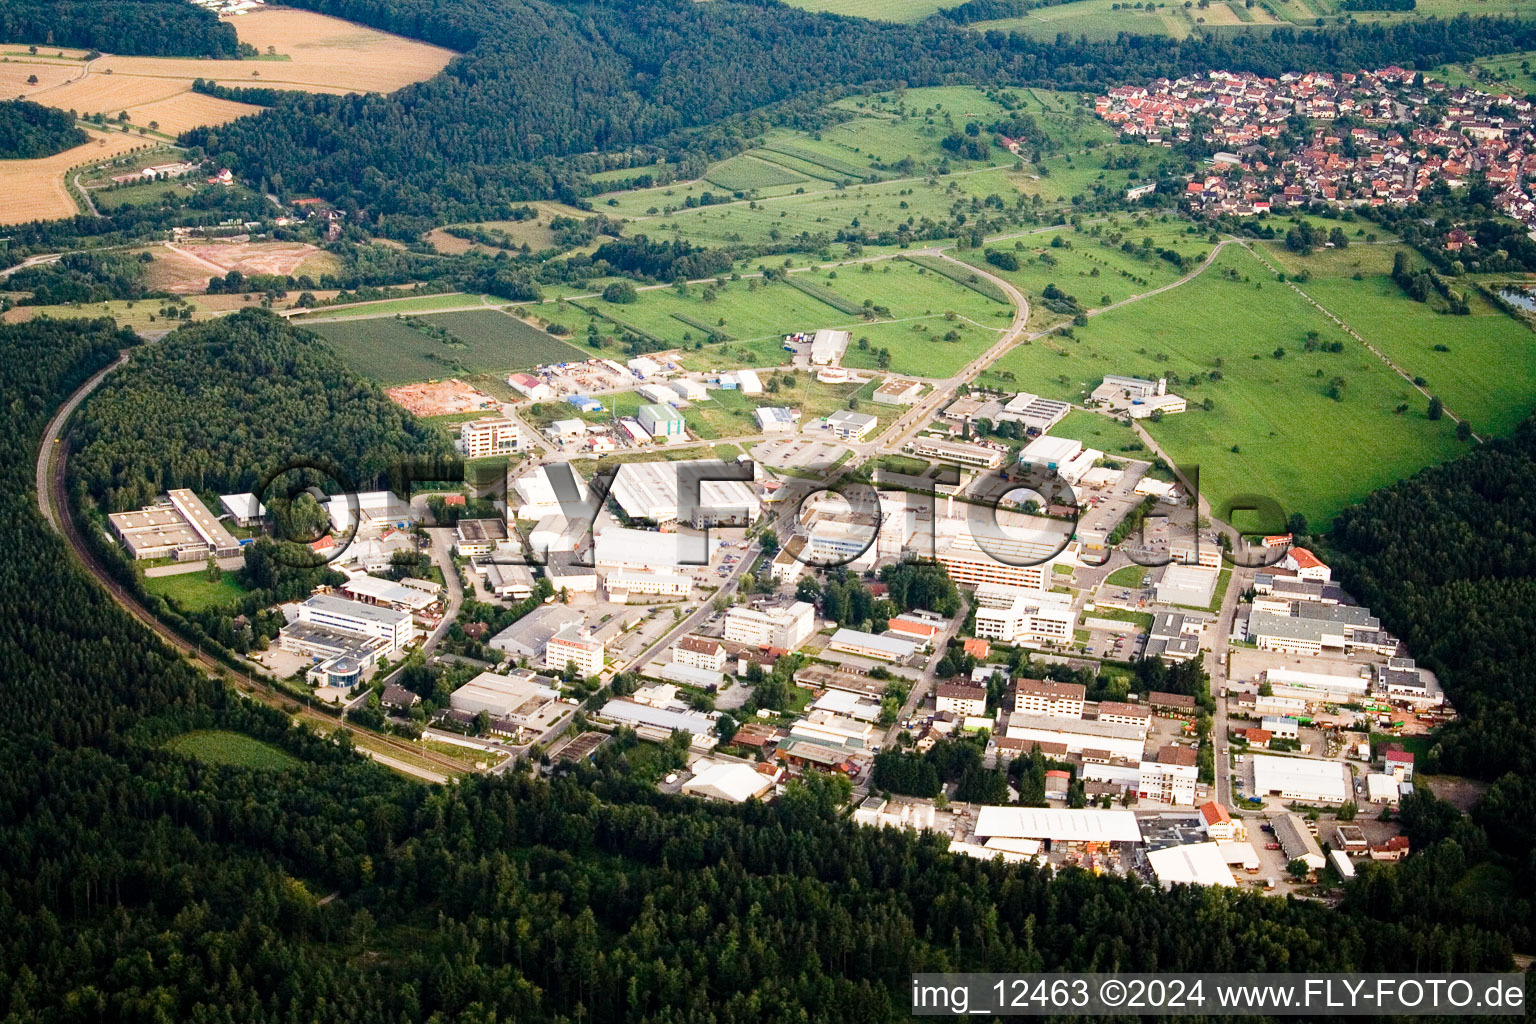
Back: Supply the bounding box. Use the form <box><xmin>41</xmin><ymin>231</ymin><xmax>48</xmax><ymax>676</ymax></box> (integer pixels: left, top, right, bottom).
<box><xmin>0</xmin><ymin>0</ymin><xmax>237</xmax><ymax>56</ymax></box>
<box><xmin>0</xmin><ymin>99</ymin><xmax>86</xmax><ymax>159</ymax></box>
<box><xmin>0</xmin><ymin>312</ymin><xmax>1528</xmax><ymax>1019</ymax></box>
<box><xmin>1330</xmin><ymin>415</ymin><xmax>1536</xmax><ymax>858</ymax></box>
<box><xmin>70</xmin><ymin>310</ymin><xmax>452</xmax><ymax>512</ymax></box>
<box><xmin>186</xmin><ymin>0</ymin><xmax>1536</xmax><ymax>227</ymax></box>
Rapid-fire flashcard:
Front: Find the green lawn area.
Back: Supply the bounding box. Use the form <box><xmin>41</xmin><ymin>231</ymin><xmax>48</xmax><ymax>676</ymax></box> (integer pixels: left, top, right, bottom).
<box><xmin>164</xmin><ymin>730</ymin><xmax>301</xmax><ymax>770</ymax></box>
<box><xmin>305</xmin><ymin>310</ymin><xmax>588</xmax><ymax>385</ymax></box>
<box><xmin>1048</xmin><ymin>409</ymin><xmax>1146</xmax><ymax>457</ymax></box>
<box><xmin>1104</xmin><ymin>564</ymin><xmax>1147</xmax><ymax>588</ymax></box>
<box><xmin>1299</xmin><ymin>274</ymin><xmax>1536</xmax><ymax>438</ymax></box>
<box><xmin>582</xmin><ymin>276</ymin><xmax>850</xmax><ymax>350</ymax></box>
<box><xmin>978</xmin><ymin>244</ymin><xmax>1466</xmax><ymax>527</ymax></box>
<box><xmin>777</xmin><ymin>0</ymin><xmax>948</xmax><ymax>20</ymax></box>
<box><xmin>1432</xmin><ymin>50</ymin><xmax>1536</xmax><ymax>95</ymax></box>
<box><xmin>1088</xmin><ymin>607</ymin><xmax>1154</xmax><ymax>629</ymax></box>
<box><xmin>144</xmin><ymin>569</ymin><xmax>248</xmax><ymax>612</ymax></box>
<box><xmin>957</xmin><ymin>227</ymin><xmax>1204</xmax><ymax>328</ymax></box>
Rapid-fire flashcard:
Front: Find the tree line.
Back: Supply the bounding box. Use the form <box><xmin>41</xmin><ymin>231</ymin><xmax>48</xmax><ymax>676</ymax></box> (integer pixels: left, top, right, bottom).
<box><xmin>0</xmin><ymin>0</ymin><xmax>237</xmax><ymax>57</ymax></box>
<box><xmin>0</xmin><ymin>99</ymin><xmax>86</xmax><ymax>160</ymax></box>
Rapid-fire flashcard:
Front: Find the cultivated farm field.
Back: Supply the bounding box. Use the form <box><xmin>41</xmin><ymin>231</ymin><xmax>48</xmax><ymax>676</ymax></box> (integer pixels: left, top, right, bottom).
<box><xmin>305</xmin><ymin>310</ymin><xmax>588</xmax><ymax>385</ymax></box>
<box><xmin>777</xmin><ymin>0</ymin><xmax>949</xmax><ymax>21</ymax></box>
<box><xmin>978</xmin><ymin>245</ymin><xmax>1467</xmax><ymax>525</ymax></box>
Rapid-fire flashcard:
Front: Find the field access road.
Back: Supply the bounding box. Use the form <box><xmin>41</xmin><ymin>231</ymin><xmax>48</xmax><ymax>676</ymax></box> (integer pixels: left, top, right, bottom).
<box><xmin>35</xmin><ymin>351</ymin><xmax>469</xmax><ymax>783</ymax></box>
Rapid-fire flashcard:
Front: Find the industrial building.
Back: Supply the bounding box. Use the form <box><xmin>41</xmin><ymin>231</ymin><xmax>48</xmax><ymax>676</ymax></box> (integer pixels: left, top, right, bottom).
<box><xmin>294</xmin><ymin>594</ymin><xmax>414</xmax><ymax>654</ymax></box>
<box><xmin>1019</xmin><ymin>434</ymin><xmax>1082</xmax><ymax>472</ymax></box>
<box><xmin>608</xmin><ymin>460</ymin><xmax>760</xmax><ymax>528</ymax></box>
<box><xmin>327</xmin><ymin>490</ymin><xmax>413</xmax><ymax>534</ymax></box>
<box><xmin>513</xmin><ymin>464</ymin><xmax>588</xmax><ymax>520</ymax></box>
<box><xmin>448</xmin><ymin>670</ymin><xmax>563</xmax><ymax>726</ymax></box>
<box><xmin>996</xmin><ymin>392</ymin><xmax>1071</xmax><ymax>433</ymax></box>
<box><xmin>1247</xmin><ymin>603</ymin><xmax>1396</xmax><ymax>656</ymax></box>
<box><xmin>873</xmin><ymin>377</ymin><xmax>924</xmax><ymax>405</ymax></box>
<box><xmin>108</xmin><ymin>489</ymin><xmax>243</xmax><ymax>561</ymax></box>
<box><xmin>1144</xmin><ymin>611</ymin><xmax>1202</xmax><ymax>663</ymax></box>
<box><xmin>754</xmin><ymin>406</ymin><xmax>799</xmax><ymax>433</ymax></box>
<box><xmin>1250</xmin><ymin>754</ymin><xmax>1350</xmax><ymax>803</ymax></box>
<box><xmin>809</xmin><ymin>328</ymin><xmax>851</xmax><ymax>366</ymax></box>
<box><xmin>606</xmin><ymin>569</ymin><xmax>693</xmax><ymax>601</ymax></box>
<box><xmin>598</xmin><ymin>698</ymin><xmax>718</xmax><ymax>742</ymax></box>
<box><xmin>1156</xmin><ymin>564</ymin><xmax>1221</xmax><ymax>609</ymax></box>
<box><xmin>487</xmin><ymin>604</ymin><xmax>585</xmax><ymax>661</ymax></box>
<box><xmin>637</xmin><ymin>403</ymin><xmax>686</xmax><ymax>438</ymax></box>
<box><xmin>219</xmin><ymin>492</ymin><xmax>266</xmax><ymax>527</ymax></box>
<box><xmin>681</xmin><ymin>762</ymin><xmax>775</xmax><ymax>803</ymax></box>
<box><xmin>1003</xmin><ymin>714</ymin><xmax>1147</xmax><ymax>761</ymax></box>
<box><xmin>594</xmin><ymin>526</ymin><xmax>702</xmax><ymax>570</ymax></box>
<box><xmin>826</xmin><ymin>628</ymin><xmax>917</xmax><ymax>663</ymax></box>
<box><xmin>1146</xmin><ymin>842</ymin><xmax>1236</xmax><ymax>888</ymax></box>
<box><xmin>506</xmin><ymin>372</ymin><xmax>553</xmax><ymax>401</ymax></box>
<box><xmin>340</xmin><ymin>575</ymin><xmax>440</xmax><ymax>615</ymax></box>
<box><xmin>1270</xmin><ymin>812</ymin><xmax>1326</xmax><ymax>871</ymax></box>
<box><xmin>825</xmin><ymin>409</ymin><xmax>878</xmax><ymax>441</ymax></box>
<box><xmin>455</xmin><ymin>518</ymin><xmax>514</xmax><ymax>556</ymax></box>
<box><xmin>973</xmin><ymin>806</ymin><xmax>1142</xmax><ymax>845</ymax></box>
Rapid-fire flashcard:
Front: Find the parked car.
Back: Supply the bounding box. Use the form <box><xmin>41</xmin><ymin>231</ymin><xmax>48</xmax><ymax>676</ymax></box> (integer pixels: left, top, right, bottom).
<box><xmin>1265</xmin><ymin>842</ymin><xmax>1282</xmax><ymax>850</ymax></box>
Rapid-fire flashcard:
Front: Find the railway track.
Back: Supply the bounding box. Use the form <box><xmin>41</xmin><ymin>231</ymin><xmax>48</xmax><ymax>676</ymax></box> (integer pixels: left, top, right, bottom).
<box><xmin>37</xmin><ymin>353</ymin><xmax>463</xmax><ymax>782</ymax></box>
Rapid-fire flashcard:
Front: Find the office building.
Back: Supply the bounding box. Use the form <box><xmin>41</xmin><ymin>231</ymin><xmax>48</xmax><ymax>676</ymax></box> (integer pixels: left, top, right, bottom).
<box><xmin>545</xmin><ymin>624</ymin><xmax>605</xmax><ymax>677</ymax></box>
<box><xmin>724</xmin><ymin>602</ymin><xmax>815</xmax><ymax>651</ymax></box>
<box><xmin>825</xmin><ymin>409</ymin><xmax>878</xmax><ymax>441</ymax></box>
<box><xmin>1138</xmin><ymin>745</ymin><xmax>1198</xmax><ymax>805</ymax></box>
<box><xmin>457</xmin><ymin>416</ymin><xmax>524</xmax><ymax>458</ymax></box>
<box><xmin>1012</xmin><ymin>678</ymin><xmax>1085</xmax><ymax>719</ymax></box>
<box><xmin>907</xmin><ymin>437</ymin><xmax>1002</xmax><ymax>469</ymax></box>
<box><xmin>295</xmin><ymin>593</ymin><xmax>413</xmax><ymax>653</ymax></box>
<box><xmin>936</xmin><ymin>683</ymin><xmax>988</xmax><ymax>717</ymax></box>
<box><xmin>673</xmin><ymin>636</ymin><xmax>727</xmax><ymax>673</ymax></box>
<box><xmin>972</xmin><ymin>583</ymin><xmax>1075</xmax><ymax>647</ymax></box>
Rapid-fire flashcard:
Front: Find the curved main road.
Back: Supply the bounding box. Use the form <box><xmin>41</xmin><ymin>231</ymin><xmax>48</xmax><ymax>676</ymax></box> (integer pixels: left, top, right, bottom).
<box><xmin>36</xmin><ymin>351</ymin><xmax>461</xmax><ymax>783</ymax></box>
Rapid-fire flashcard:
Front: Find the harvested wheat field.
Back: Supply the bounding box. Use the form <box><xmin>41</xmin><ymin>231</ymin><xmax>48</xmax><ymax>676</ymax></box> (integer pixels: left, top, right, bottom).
<box><xmin>0</xmin><ymin>130</ymin><xmax>151</xmax><ymax>225</ymax></box>
<box><xmin>28</xmin><ymin>72</ymin><xmax>263</xmax><ymax>134</ymax></box>
<box><xmin>93</xmin><ymin>8</ymin><xmax>456</xmax><ymax>95</ymax></box>
<box><xmin>0</xmin><ymin>59</ymin><xmax>83</xmax><ymax>99</ymax></box>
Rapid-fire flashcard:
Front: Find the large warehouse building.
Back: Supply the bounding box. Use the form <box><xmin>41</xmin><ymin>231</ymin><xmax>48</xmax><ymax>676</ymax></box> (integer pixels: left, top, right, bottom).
<box><xmin>1250</xmin><ymin>754</ymin><xmax>1350</xmax><ymax>803</ymax></box>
